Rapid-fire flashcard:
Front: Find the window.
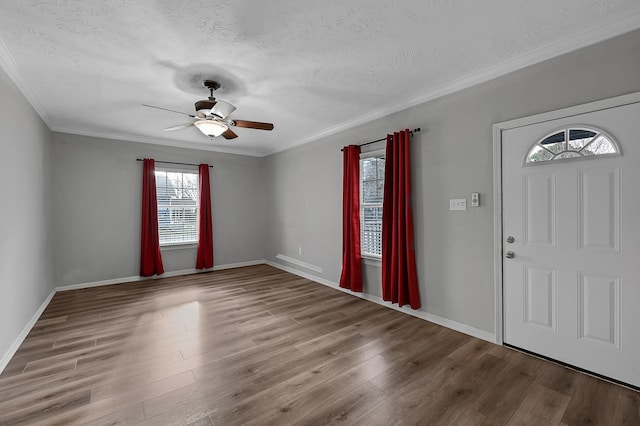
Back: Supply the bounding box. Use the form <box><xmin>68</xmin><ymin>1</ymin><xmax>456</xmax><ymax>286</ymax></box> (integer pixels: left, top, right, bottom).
<box><xmin>360</xmin><ymin>153</ymin><xmax>385</xmax><ymax>257</ymax></box>
<box><xmin>155</xmin><ymin>168</ymin><xmax>199</xmax><ymax>246</ymax></box>
<box><xmin>525</xmin><ymin>127</ymin><xmax>619</xmax><ymax>164</ymax></box>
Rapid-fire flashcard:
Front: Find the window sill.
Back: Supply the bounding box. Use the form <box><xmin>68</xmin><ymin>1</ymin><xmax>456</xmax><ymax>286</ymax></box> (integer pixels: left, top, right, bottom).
<box><xmin>160</xmin><ymin>243</ymin><xmax>197</xmax><ymax>251</ymax></box>
<box><xmin>362</xmin><ymin>256</ymin><xmax>382</xmax><ymax>267</ymax></box>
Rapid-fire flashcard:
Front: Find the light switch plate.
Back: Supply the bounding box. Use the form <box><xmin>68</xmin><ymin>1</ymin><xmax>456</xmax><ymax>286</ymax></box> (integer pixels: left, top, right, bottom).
<box><xmin>450</xmin><ymin>198</ymin><xmax>467</xmax><ymax>211</ymax></box>
<box><xmin>471</xmin><ymin>192</ymin><xmax>479</xmax><ymax>207</ymax></box>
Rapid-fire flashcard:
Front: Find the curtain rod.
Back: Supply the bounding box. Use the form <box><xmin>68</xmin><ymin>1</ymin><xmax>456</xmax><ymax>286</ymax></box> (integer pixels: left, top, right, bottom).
<box><xmin>136</xmin><ymin>159</ymin><xmax>213</xmax><ymax>168</ymax></box>
<box><xmin>340</xmin><ymin>128</ymin><xmax>421</xmax><ymax>152</ymax></box>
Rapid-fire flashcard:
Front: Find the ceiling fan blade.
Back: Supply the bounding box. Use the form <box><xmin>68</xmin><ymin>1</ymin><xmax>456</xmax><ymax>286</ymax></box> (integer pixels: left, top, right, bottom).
<box><xmin>164</xmin><ymin>123</ymin><xmax>194</xmax><ymax>132</ymax></box>
<box><xmin>222</xmin><ymin>128</ymin><xmax>238</xmax><ymax>139</ymax></box>
<box><xmin>143</xmin><ymin>104</ymin><xmax>196</xmax><ymax>118</ymax></box>
<box><xmin>211</xmin><ymin>100</ymin><xmax>236</xmax><ymax>119</ymax></box>
<box><xmin>232</xmin><ymin>120</ymin><xmax>274</xmax><ymax>131</ymax></box>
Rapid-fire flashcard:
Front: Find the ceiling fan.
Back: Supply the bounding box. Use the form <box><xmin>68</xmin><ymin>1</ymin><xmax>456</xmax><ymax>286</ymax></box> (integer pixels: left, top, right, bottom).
<box><xmin>143</xmin><ymin>80</ymin><xmax>274</xmax><ymax>140</ymax></box>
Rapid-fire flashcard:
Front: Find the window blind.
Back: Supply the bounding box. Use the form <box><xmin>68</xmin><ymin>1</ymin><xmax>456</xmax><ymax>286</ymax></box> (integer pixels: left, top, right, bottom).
<box><xmin>155</xmin><ymin>169</ymin><xmax>199</xmax><ymax>245</ymax></box>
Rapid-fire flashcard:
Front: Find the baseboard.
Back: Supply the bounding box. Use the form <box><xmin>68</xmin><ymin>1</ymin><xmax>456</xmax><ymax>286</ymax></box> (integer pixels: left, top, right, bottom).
<box><xmin>56</xmin><ymin>274</ymin><xmax>143</xmax><ymax>292</ymax></box>
<box><xmin>266</xmin><ymin>261</ymin><xmax>496</xmax><ymax>343</ymax></box>
<box><xmin>55</xmin><ymin>259</ymin><xmax>267</xmax><ymax>292</ymax></box>
<box><xmin>212</xmin><ymin>259</ymin><xmax>266</xmax><ymax>271</ymax></box>
<box><xmin>0</xmin><ymin>289</ymin><xmax>56</xmax><ymax>374</ymax></box>
<box><xmin>275</xmin><ymin>253</ymin><xmax>323</xmax><ymax>273</ymax></box>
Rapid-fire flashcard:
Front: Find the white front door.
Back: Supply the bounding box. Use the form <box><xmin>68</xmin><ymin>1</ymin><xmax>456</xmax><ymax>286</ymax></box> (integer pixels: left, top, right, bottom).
<box><xmin>503</xmin><ymin>100</ymin><xmax>640</xmax><ymax>388</ymax></box>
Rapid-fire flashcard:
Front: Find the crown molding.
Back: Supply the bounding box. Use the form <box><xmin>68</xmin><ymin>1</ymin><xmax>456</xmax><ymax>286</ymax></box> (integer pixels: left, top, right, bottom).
<box><xmin>50</xmin><ymin>126</ymin><xmax>264</xmax><ymax>157</ymax></box>
<box><xmin>0</xmin><ymin>39</ymin><xmax>53</xmax><ymax>128</ymax></box>
<box><xmin>264</xmin><ymin>12</ymin><xmax>640</xmax><ymax>156</ymax></box>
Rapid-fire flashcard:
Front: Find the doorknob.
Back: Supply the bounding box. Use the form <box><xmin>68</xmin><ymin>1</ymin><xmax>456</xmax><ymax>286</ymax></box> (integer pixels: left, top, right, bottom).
<box><xmin>505</xmin><ymin>251</ymin><xmax>515</xmax><ymax>259</ymax></box>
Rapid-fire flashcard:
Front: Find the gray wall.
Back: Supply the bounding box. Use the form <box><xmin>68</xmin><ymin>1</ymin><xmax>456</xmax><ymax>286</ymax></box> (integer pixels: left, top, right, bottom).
<box><xmin>264</xmin><ymin>29</ymin><xmax>640</xmax><ymax>334</ymax></box>
<box><xmin>0</xmin><ymin>66</ymin><xmax>54</xmax><ymax>358</ymax></box>
<box><xmin>51</xmin><ymin>133</ymin><xmax>266</xmax><ymax>286</ymax></box>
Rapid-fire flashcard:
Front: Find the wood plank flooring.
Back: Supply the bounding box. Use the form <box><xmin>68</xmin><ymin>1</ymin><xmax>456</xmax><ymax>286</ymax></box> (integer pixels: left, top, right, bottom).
<box><xmin>0</xmin><ymin>264</ymin><xmax>638</xmax><ymax>425</ymax></box>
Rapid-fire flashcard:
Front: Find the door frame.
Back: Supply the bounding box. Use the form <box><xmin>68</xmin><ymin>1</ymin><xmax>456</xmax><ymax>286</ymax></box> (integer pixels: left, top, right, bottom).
<box><xmin>491</xmin><ymin>91</ymin><xmax>640</xmax><ymax>345</ymax></box>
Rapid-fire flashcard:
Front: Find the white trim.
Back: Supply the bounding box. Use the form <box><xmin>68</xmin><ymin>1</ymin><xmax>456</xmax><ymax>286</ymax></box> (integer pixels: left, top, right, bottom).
<box><xmin>55</xmin><ymin>260</ymin><xmax>266</xmax><ymax>292</ymax></box>
<box><xmin>0</xmin><ymin>290</ymin><xmax>56</xmax><ymax>374</ymax></box>
<box><xmin>362</xmin><ymin>257</ymin><xmax>382</xmax><ymax>268</ymax></box>
<box><xmin>266</xmin><ymin>261</ymin><xmax>496</xmax><ymax>343</ymax></box>
<box><xmin>0</xmin><ymin>39</ymin><xmax>52</xmax><ymax>128</ymax></box>
<box><xmin>492</xmin><ymin>91</ymin><xmax>640</xmax><ymax>348</ymax></box>
<box><xmin>50</xmin><ymin>127</ymin><xmax>264</xmax><ymax>157</ymax></box>
<box><xmin>211</xmin><ymin>260</ymin><xmax>266</xmax><ymax>271</ymax></box>
<box><xmin>56</xmin><ymin>275</ymin><xmax>142</xmax><ymax>292</ymax></box>
<box><xmin>275</xmin><ymin>254</ymin><xmax>323</xmax><ymax>273</ymax></box>
<box><xmin>158</xmin><ymin>260</ymin><xmax>266</xmax><ymax>277</ymax></box>
<box><xmin>495</xmin><ymin>92</ymin><xmax>640</xmax><ymax>130</ymax></box>
<box><xmin>267</xmin><ymin>261</ymin><xmax>338</xmax><ymax>288</ymax></box>
<box><xmin>492</xmin><ymin>124</ymin><xmax>504</xmax><ymax>345</ymax></box>
<box><xmin>159</xmin><ymin>243</ymin><xmax>198</xmax><ymax>251</ymax></box>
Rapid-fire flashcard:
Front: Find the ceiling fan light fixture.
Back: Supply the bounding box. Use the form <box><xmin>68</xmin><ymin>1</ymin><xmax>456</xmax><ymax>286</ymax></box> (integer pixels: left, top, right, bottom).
<box><xmin>211</xmin><ymin>100</ymin><xmax>236</xmax><ymax>119</ymax></box>
<box><xmin>195</xmin><ymin>100</ymin><xmax>215</xmax><ymax>113</ymax></box>
<box><xmin>197</xmin><ymin>109</ymin><xmax>211</xmax><ymax>117</ymax></box>
<box><xmin>194</xmin><ymin>120</ymin><xmax>228</xmax><ymax>137</ymax></box>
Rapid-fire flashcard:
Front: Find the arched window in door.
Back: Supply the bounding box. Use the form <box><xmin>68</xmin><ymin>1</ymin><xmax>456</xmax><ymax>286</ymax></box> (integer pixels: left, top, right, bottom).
<box><xmin>525</xmin><ymin>127</ymin><xmax>620</xmax><ymax>164</ymax></box>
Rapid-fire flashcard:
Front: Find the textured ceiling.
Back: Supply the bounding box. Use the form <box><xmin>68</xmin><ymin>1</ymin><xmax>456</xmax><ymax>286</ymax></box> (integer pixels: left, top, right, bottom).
<box><xmin>1</xmin><ymin>1</ymin><xmax>640</xmax><ymax>156</ymax></box>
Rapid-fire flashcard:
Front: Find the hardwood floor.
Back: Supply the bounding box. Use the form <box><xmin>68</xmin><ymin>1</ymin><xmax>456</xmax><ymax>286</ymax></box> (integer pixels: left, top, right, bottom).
<box><xmin>0</xmin><ymin>264</ymin><xmax>638</xmax><ymax>425</ymax></box>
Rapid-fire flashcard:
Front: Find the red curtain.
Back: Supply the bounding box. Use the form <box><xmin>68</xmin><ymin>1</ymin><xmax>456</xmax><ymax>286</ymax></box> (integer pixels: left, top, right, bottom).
<box><xmin>196</xmin><ymin>164</ymin><xmax>214</xmax><ymax>269</ymax></box>
<box><xmin>382</xmin><ymin>130</ymin><xmax>421</xmax><ymax>309</ymax></box>
<box><xmin>140</xmin><ymin>159</ymin><xmax>164</xmax><ymax>277</ymax></box>
<box><xmin>339</xmin><ymin>145</ymin><xmax>363</xmax><ymax>292</ymax></box>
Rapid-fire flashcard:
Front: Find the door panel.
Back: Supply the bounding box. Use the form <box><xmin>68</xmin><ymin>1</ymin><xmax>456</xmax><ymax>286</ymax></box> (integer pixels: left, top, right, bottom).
<box><xmin>503</xmin><ymin>101</ymin><xmax>640</xmax><ymax>388</ymax></box>
<box><xmin>577</xmin><ymin>167</ymin><xmax>619</xmax><ymax>252</ymax></box>
<box><xmin>524</xmin><ymin>266</ymin><xmax>557</xmax><ymax>330</ymax></box>
<box><xmin>523</xmin><ymin>173</ymin><xmax>556</xmax><ymax>247</ymax></box>
<box><xmin>577</xmin><ymin>272</ymin><xmax>620</xmax><ymax>348</ymax></box>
